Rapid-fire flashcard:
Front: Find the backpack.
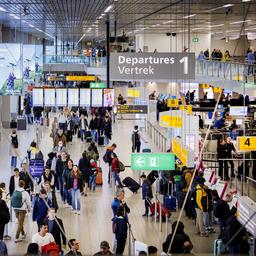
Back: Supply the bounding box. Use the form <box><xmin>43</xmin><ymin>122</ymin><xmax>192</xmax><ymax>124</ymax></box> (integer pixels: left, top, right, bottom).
<box><xmin>103</xmin><ymin>150</ymin><xmax>110</xmax><ymax>163</ymax></box>
<box><xmin>117</xmin><ymin>160</ymin><xmax>125</xmax><ymax>172</ymax></box>
<box><xmin>0</xmin><ymin>200</ymin><xmax>10</xmax><ymax>224</ymax></box>
<box><xmin>12</xmin><ymin>136</ymin><xmax>18</xmax><ymax>148</ymax></box>
<box><xmin>41</xmin><ymin>242</ymin><xmax>59</xmax><ymax>256</ymax></box>
<box><xmin>11</xmin><ymin>190</ymin><xmax>24</xmax><ymax>208</ymax></box>
<box><xmin>132</xmin><ymin>131</ymin><xmax>140</xmax><ymax>143</ymax></box>
<box><xmin>35</xmin><ymin>150</ymin><xmax>44</xmax><ymax>160</ymax></box>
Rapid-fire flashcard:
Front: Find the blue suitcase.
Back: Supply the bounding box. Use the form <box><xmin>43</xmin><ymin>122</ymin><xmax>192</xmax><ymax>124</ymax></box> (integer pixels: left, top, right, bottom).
<box><xmin>29</xmin><ymin>159</ymin><xmax>45</xmax><ymax>178</ymax></box>
<box><xmin>164</xmin><ymin>196</ymin><xmax>176</xmax><ymax>211</ymax></box>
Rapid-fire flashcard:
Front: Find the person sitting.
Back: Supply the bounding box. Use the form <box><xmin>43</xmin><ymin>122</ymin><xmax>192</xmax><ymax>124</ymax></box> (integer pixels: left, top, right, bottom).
<box><xmin>162</xmin><ymin>221</ymin><xmax>193</xmax><ymax>254</ymax></box>
<box><xmin>93</xmin><ymin>241</ymin><xmax>113</xmax><ymax>255</ymax></box>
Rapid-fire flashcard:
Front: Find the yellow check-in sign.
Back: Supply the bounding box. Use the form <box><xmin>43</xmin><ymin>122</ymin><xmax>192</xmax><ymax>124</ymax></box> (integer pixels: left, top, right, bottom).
<box><xmin>179</xmin><ymin>105</ymin><xmax>192</xmax><ymax>115</ymax></box>
<box><xmin>213</xmin><ymin>87</ymin><xmax>222</xmax><ymax>93</ymax></box>
<box><xmin>181</xmin><ymin>148</ymin><xmax>188</xmax><ymax>165</ymax></box>
<box><xmin>127</xmin><ymin>89</ymin><xmax>140</xmax><ymax>98</ymax></box>
<box><xmin>167</xmin><ymin>98</ymin><xmax>179</xmax><ymax>108</ymax></box>
<box><xmin>160</xmin><ymin>115</ymin><xmax>182</xmax><ymax>128</ymax></box>
<box><xmin>202</xmin><ymin>84</ymin><xmax>210</xmax><ymax>89</ymax></box>
<box><xmin>66</xmin><ymin>76</ymin><xmax>96</xmax><ymax>81</ymax></box>
<box><xmin>237</xmin><ymin>136</ymin><xmax>256</xmax><ymax>151</ymax></box>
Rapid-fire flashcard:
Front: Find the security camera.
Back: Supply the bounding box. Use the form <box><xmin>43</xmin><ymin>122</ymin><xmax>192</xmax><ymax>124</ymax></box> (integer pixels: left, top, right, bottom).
<box><xmin>23</xmin><ymin>5</ymin><xmax>30</xmax><ymax>16</ymax></box>
<box><xmin>225</xmin><ymin>8</ymin><xmax>232</xmax><ymax>15</ymax></box>
<box><xmin>172</xmin><ymin>33</ymin><xmax>177</xmax><ymax>37</ymax></box>
<box><xmin>166</xmin><ymin>33</ymin><xmax>171</xmax><ymax>36</ymax></box>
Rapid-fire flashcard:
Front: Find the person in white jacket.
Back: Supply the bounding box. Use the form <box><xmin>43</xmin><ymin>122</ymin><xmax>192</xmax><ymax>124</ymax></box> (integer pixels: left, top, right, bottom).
<box><xmin>12</xmin><ymin>180</ymin><xmax>31</xmax><ymax>243</ymax></box>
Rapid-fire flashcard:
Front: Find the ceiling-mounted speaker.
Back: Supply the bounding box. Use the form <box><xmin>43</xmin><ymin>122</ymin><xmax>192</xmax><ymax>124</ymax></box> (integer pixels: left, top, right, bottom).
<box><xmin>172</xmin><ymin>33</ymin><xmax>177</xmax><ymax>37</ymax></box>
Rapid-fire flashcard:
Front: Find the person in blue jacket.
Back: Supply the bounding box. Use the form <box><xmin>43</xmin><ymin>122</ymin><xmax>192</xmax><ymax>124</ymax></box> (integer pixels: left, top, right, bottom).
<box><xmin>32</xmin><ymin>188</ymin><xmax>51</xmax><ymax>230</ymax></box>
<box><xmin>112</xmin><ymin>206</ymin><xmax>128</xmax><ymax>255</ymax></box>
<box><xmin>111</xmin><ymin>189</ymin><xmax>130</xmax><ymax>217</ymax></box>
<box><xmin>140</xmin><ymin>174</ymin><xmax>153</xmax><ymax>217</ymax></box>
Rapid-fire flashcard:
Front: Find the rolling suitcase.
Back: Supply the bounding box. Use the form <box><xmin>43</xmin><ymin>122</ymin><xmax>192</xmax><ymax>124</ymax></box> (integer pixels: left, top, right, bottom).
<box><xmin>98</xmin><ymin>136</ymin><xmax>104</xmax><ymax>146</ymax></box>
<box><xmin>96</xmin><ymin>166</ymin><xmax>103</xmax><ymax>186</ymax></box>
<box><xmin>142</xmin><ymin>148</ymin><xmax>151</xmax><ymax>153</ymax></box>
<box><xmin>17</xmin><ymin>117</ymin><xmax>26</xmax><ymax>130</ymax></box>
<box><xmin>164</xmin><ymin>182</ymin><xmax>176</xmax><ymax>211</ymax></box>
<box><xmin>10</xmin><ymin>120</ymin><xmax>17</xmax><ymax>129</ymax></box>
<box><xmin>123</xmin><ymin>177</ymin><xmax>140</xmax><ymax>193</ymax></box>
<box><xmin>147</xmin><ymin>198</ymin><xmax>170</xmax><ymax>220</ymax></box>
<box><xmin>147</xmin><ymin>171</ymin><xmax>159</xmax><ymax>184</ymax></box>
<box><xmin>85</xmin><ymin>130</ymin><xmax>92</xmax><ymax>138</ymax></box>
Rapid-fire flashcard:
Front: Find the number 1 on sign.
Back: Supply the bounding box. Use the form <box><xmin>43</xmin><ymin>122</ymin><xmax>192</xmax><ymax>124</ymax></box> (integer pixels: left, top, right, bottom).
<box><xmin>180</xmin><ymin>57</ymin><xmax>188</xmax><ymax>75</ymax></box>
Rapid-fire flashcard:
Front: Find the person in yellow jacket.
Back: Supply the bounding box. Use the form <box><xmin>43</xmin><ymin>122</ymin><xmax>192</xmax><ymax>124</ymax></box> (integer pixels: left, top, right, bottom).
<box><xmin>195</xmin><ymin>183</ymin><xmax>209</xmax><ymax>237</ymax></box>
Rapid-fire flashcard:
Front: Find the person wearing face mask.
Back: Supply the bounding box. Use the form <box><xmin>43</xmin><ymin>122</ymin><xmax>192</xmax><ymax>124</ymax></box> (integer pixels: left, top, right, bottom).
<box><xmin>53</xmin><ymin>141</ymin><xmax>68</xmax><ymax>155</ymax></box>
<box><xmin>43</xmin><ymin>208</ymin><xmax>66</xmax><ymax>253</ymax></box>
<box><xmin>53</xmin><ymin>129</ymin><xmax>67</xmax><ymax>148</ymax></box>
<box><xmin>32</xmin><ymin>189</ymin><xmax>51</xmax><ymax>230</ymax></box>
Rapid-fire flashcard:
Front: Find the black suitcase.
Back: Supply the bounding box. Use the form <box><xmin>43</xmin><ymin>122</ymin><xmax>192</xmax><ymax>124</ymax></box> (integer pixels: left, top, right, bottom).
<box><xmin>147</xmin><ymin>171</ymin><xmax>159</xmax><ymax>184</ymax></box>
<box><xmin>98</xmin><ymin>136</ymin><xmax>104</xmax><ymax>146</ymax></box>
<box><xmin>85</xmin><ymin>130</ymin><xmax>92</xmax><ymax>138</ymax></box>
<box><xmin>10</xmin><ymin>120</ymin><xmax>17</xmax><ymax>129</ymax></box>
<box><xmin>123</xmin><ymin>177</ymin><xmax>140</xmax><ymax>193</ymax></box>
<box><xmin>17</xmin><ymin>117</ymin><xmax>27</xmax><ymax>130</ymax></box>
<box><xmin>77</xmin><ymin>130</ymin><xmax>81</xmax><ymax>138</ymax></box>
<box><xmin>86</xmin><ymin>137</ymin><xmax>92</xmax><ymax>143</ymax></box>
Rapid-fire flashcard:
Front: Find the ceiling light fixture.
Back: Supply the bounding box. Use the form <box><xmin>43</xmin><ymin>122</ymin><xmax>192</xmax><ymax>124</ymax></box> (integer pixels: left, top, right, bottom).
<box><xmin>242</xmin><ymin>0</ymin><xmax>251</xmax><ymax>2</ymax></box>
<box><xmin>22</xmin><ymin>20</ymin><xmax>27</xmax><ymax>23</ymax></box>
<box><xmin>230</xmin><ymin>20</ymin><xmax>251</xmax><ymax>25</ymax></box>
<box><xmin>29</xmin><ymin>24</ymin><xmax>34</xmax><ymax>28</ymax></box>
<box><xmin>209</xmin><ymin>24</ymin><xmax>224</xmax><ymax>28</ymax></box>
<box><xmin>10</xmin><ymin>13</ymin><xmax>20</xmax><ymax>19</ymax></box>
<box><xmin>183</xmin><ymin>14</ymin><xmax>196</xmax><ymax>19</ymax></box>
<box><xmin>104</xmin><ymin>5</ymin><xmax>113</xmax><ymax>13</ymax></box>
<box><xmin>222</xmin><ymin>4</ymin><xmax>234</xmax><ymax>7</ymax></box>
<box><xmin>0</xmin><ymin>6</ymin><xmax>7</xmax><ymax>12</ymax></box>
<box><xmin>151</xmin><ymin>25</ymin><xmax>156</xmax><ymax>27</ymax></box>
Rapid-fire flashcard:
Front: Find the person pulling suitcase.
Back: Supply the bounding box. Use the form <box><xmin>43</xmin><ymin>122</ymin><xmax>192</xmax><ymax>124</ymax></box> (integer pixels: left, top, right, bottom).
<box><xmin>140</xmin><ymin>174</ymin><xmax>153</xmax><ymax>217</ymax></box>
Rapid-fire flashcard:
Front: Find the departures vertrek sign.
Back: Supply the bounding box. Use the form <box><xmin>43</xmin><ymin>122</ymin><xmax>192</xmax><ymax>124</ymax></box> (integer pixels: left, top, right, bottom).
<box><xmin>110</xmin><ymin>52</ymin><xmax>195</xmax><ymax>81</ymax></box>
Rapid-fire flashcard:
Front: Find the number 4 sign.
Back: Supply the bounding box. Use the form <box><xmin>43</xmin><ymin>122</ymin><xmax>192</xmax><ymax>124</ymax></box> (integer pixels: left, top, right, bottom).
<box><xmin>237</xmin><ymin>136</ymin><xmax>256</xmax><ymax>151</ymax></box>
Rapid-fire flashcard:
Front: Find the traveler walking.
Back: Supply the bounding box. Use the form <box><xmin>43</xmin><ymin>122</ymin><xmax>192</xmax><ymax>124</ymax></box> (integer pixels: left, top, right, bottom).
<box><xmin>20</xmin><ymin>163</ymin><xmax>34</xmax><ymax>195</ymax></box>
<box><xmin>111</xmin><ymin>189</ymin><xmax>130</xmax><ymax>217</ymax></box>
<box><xmin>66</xmin><ymin>115</ymin><xmax>74</xmax><ymax>144</ymax></box>
<box><xmin>89</xmin><ymin>114</ymin><xmax>99</xmax><ymax>142</ymax></box>
<box><xmin>103</xmin><ymin>144</ymin><xmax>117</xmax><ymax>184</ymax></box>
<box><xmin>32</xmin><ymin>222</ymin><xmax>55</xmax><ymax>252</ymax></box>
<box><xmin>53</xmin><ymin>130</ymin><xmax>67</xmax><ymax>148</ymax></box>
<box><xmin>78</xmin><ymin>151</ymin><xmax>90</xmax><ymax>196</ymax></box>
<box><xmin>62</xmin><ymin>159</ymin><xmax>73</xmax><ymax>207</ymax></box>
<box><xmin>33</xmin><ymin>188</ymin><xmax>51</xmax><ymax>230</ymax></box>
<box><xmin>44</xmin><ymin>208</ymin><xmax>66</xmax><ymax>252</ymax></box>
<box><xmin>140</xmin><ymin>174</ymin><xmax>153</xmax><ymax>217</ymax></box>
<box><xmin>41</xmin><ymin>167</ymin><xmax>55</xmax><ymax>189</ymax></box>
<box><xmin>89</xmin><ymin>159</ymin><xmax>98</xmax><ymax>192</ymax></box>
<box><xmin>9</xmin><ymin>168</ymin><xmax>22</xmax><ymax>197</ymax></box>
<box><xmin>58</xmin><ymin>111</ymin><xmax>67</xmax><ymax>132</ymax></box>
<box><xmin>65</xmin><ymin>239</ymin><xmax>82</xmax><ymax>256</ymax></box>
<box><xmin>0</xmin><ymin>189</ymin><xmax>10</xmax><ymax>240</ymax></box>
<box><xmin>56</xmin><ymin>152</ymin><xmax>68</xmax><ymax>201</ymax></box>
<box><xmin>10</xmin><ymin>130</ymin><xmax>19</xmax><ymax>169</ymax></box>
<box><xmin>42</xmin><ymin>181</ymin><xmax>58</xmax><ymax>212</ymax></box>
<box><xmin>79</xmin><ymin>114</ymin><xmax>89</xmax><ymax>143</ymax></box>
<box><xmin>195</xmin><ymin>183</ymin><xmax>209</xmax><ymax>237</ymax></box>
<box><xmin>112</xmin><ymin>206</ymin><xmax>128</xmax><ymax>255</ymax></box>
<box><xmin>11</xmin><ymin>180</ymin><xmax>31</xmax><ymax>243</ymax></box>
<box><xmin>131</xmin><ymin>125</ymin><xmax>141</xmax><ymax>153</ymax></box>
<box><xmin>67</xmin><ymin>165</ymin><xmax>83</xmax><ymax>214</ymax></box>
<box><xmin>226</xmin><ymin>137</ymin><xmax>236</xmax><ymax>178</ymax></box>
<box><xmin>217</xmin><ymin>138</ymin><xmax>228</xmax><ymax>180</ymax></box>
<box><xmin>102</xmin><ymin>116</ymin><xmax>112</xmax><ymax>146</ymax></box>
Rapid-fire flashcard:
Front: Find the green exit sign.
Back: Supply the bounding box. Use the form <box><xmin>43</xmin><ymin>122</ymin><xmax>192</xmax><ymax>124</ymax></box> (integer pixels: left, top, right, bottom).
<box><xmin>131</xmin><ymin>153</ymin><xmax>175</xmax><ymax>171</ymax></box>
<box><xmin>90</xmin><ymin>82</ymin><xmax>106</xmax><ymax>89</ymax></box>
<box><xmin>192</xmin><ymin>37</ymin><xmax>199</xmax><ymax>43</ymax></box>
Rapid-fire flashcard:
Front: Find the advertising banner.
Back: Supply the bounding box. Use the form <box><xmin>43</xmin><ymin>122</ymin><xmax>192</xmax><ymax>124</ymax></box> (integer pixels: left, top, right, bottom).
<box><xmin>110</xmin><ymin>52</ymin><xmax>195</xmax><ymax>81</ymax></box>
<box><xmin>103</xmin><ymin>89</ymin><xmax>114</xmax><ymax>107</ymax></box>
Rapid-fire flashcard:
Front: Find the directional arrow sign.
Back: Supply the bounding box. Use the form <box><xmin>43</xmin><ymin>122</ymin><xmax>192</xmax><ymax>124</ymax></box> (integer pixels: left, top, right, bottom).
<box><xmin>131</xmin><ymin>153</ymin><xmax>175</xmax><ymax>171</ymax></box>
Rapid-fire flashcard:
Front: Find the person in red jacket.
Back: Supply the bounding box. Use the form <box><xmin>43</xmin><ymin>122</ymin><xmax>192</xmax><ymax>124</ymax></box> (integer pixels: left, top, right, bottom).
<box><xmin>111</xmin><ymin>155</ymin><xmax>123</xmax><ymax>188</ymax></box>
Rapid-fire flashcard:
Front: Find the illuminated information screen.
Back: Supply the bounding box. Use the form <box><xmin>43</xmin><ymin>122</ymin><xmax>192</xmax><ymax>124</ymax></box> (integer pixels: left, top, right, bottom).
<box><xmin>91</xmin><ymin>89</ymin><xmax>103</xmax><ymax>107</ymax></box>
<box><xmin>32</xmin><ymin>88</ymin><xmax>44</xmax><ymax>106</ymax></box>
<box><xmin>44</xmin><ymin>88</ymin><xmax>55</xmax><ymax>106</ymax></box>
<box><xmin>80</xmin><ymin>89</ymin><xmax>91</xmax><ymax>107</ymax></box>
<box><xmin>56</xmin><ymin>89</ymin><xmax>67</xmax><ymax>106</ymax></box>
<box><xmin>68</xmin><ymin>89</ymin><xmax>79</xmax><ymax>106</ymax></box>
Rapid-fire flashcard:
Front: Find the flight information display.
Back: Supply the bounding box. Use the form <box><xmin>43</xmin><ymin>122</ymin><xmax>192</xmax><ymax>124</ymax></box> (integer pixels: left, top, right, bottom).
<box><xmin>68</xmin><ymin>88</ymin><xmax>79</xmax><ymax>106</ymax></box>
<box><xmin>91</xmin><ymin>89</ymin><xmax>103</xmax><ymax>107</ymax></box>
<box><xmin>80</xmin><ymin>89</ymin><xmax>91</xmax><ymax>106</ymax></box>
<box><xmin>56</xmin><ymin>88</ymin><xmax>67</xmax><ymax>106</ymax></box>
<box><xmin>44</xmin><ymin>88</ymin><xmax>55</xmax><ymax>106</ymax></box>
<box><xmin>32</xmin><ymin>88</ymin><xmax>44</xmax><ymax>106</ymax></box>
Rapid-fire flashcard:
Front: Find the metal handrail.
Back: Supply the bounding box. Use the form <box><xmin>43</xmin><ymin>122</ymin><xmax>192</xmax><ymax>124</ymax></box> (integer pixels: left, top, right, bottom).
<box><xmin>246</xmin><ymin>176</ymin><xmax>256</xmax><ymax>197</ymax></box>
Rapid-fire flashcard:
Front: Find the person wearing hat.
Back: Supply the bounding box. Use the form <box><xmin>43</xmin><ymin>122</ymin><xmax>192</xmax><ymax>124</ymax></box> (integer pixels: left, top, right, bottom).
<box><xmin>131</xmin><ymin>125</ymin><xmax>141</xmax><ymax>153</ymax></box>
<box><xmin>93</xmin><ymin>241</ymin><xmax>113</xmax><ymax>255</ymax></box>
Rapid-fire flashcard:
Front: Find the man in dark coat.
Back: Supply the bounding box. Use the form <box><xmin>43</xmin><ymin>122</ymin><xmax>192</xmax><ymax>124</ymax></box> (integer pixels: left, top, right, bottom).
<box><xmin>140</xmin><ymin>174</ymin><xmax>153</xmax><ymax>217</ymax></box>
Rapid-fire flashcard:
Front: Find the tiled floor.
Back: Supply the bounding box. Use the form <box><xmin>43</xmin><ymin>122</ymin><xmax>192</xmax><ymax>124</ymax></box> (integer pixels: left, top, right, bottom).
<box><xmin>1</xmin><ymin>116</ymin><xmax>224</xmax><ymax>255</ymax></box>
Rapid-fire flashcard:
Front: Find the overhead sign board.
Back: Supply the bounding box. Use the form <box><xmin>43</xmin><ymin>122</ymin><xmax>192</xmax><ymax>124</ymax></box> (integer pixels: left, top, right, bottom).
<box><xmin>110</xmin><ymin>52</ymin><xmax>195</xmax><ymax>81</ymax></box>
<box><xmin>202</xmin><ymin>84</ymin><xmax>210</xmax><ymax>89</ymax></box>
<box><xmin>66</xmin><ymin>75</ymin><xmax>96</xmax><ymax>81</ymax></box>
<box><xmin>90</xmin><ymin>82</ymin><xmax>106</xmax><ymax>89</ymax></box>
<box><xmin>237</xmin><ymin>136</ymin><xmax>256</xmax><ymax>151</ymax></box>
<box><xmin>160</xmin><ymin>115</ymin><xmax>183</xmax><ymax>128</ymax></box>
<box><xmin>179</xmin><ymin>105</ymin><xmax>192</xmax><ymax>115</ymax></box>
<box><xmin>117</xmin><ymin>105</ymin><xmax>148</xmax><ymax>114</ymax></box>
<box><xmin>167</xmin><ymin>98</ymin><xmax>179</xmax><ymax>108</ymax></box>
<box><xmin>127</xmin><ymin>89</ymin><xmax>140</xmax><ymax>98</ymax></box>
<box><xmin>213</xmin><ymin>87</ymin><xmax>222</xmax><ymax>93</ymax></box>
<box><xmin>131</xmin><ymin>153</ymin><xmax>175</xmax><ymax>170</ymax></box>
